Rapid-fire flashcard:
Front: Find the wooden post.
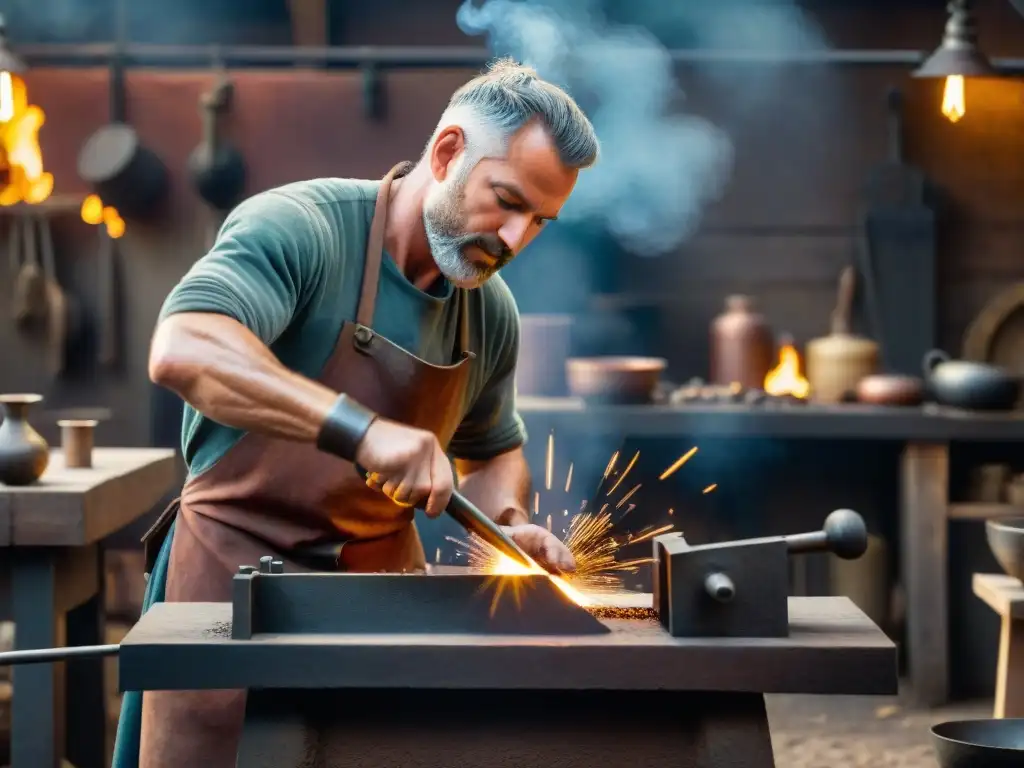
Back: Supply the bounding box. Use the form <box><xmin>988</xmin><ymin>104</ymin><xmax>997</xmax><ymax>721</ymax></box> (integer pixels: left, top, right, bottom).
<box><xmin>995</xmin><ymin>612</ymin><xmax>1024</xmax><ymax>718</ymax></box>
<box><xmin>900</xmin><ymin>441</ymin><xmax>950</xmax><ymax>707</ymax></box>
<box><xmin>287</xmin><ymin>0</ymin><xmax>328</xmax><ymax>48</ymax></box>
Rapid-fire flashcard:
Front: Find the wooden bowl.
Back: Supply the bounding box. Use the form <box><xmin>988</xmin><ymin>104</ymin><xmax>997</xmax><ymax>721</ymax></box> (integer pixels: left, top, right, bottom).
<box><xmin>566</xmin><ymin>357</ymin><xmax>667</xmax><ymax>405</ymax></box>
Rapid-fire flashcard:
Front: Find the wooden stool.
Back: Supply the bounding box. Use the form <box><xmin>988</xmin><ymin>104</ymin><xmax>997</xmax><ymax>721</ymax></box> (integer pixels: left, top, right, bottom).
<box><xmin>973</xmin><ymin>574</ymin><xmax>1024</xmax><ymax>718</ymax></box>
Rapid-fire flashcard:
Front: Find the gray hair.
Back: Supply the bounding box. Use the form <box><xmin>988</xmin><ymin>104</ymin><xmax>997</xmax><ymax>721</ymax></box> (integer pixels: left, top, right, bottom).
<box><xmin>430</xmin><ymin>58</ymin><xmax>599</xmax><ymax>170</ymax></box>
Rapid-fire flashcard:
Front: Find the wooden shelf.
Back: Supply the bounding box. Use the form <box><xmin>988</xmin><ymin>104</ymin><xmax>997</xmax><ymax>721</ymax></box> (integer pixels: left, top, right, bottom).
<box><xmin>518</xmin><ymin>397</ymin><xmax>1024</xmax><ymax>442</ymax></box>
<box><xmin>949</xmin><ymin>503</ymin><xmax>1024</xmax><ymax>521</ymax></box>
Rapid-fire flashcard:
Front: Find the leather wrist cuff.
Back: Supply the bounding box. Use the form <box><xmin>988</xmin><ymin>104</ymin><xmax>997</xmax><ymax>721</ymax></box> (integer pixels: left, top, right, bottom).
<box><xmin>316</xmin><ymin>394</ymin><xmax>378</xmax><ymax>462</ymax></box>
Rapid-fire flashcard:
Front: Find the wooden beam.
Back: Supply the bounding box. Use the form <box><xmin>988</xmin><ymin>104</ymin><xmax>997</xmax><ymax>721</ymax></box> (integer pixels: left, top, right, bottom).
<box><xmin>287</xmin><ymin>0</ymin><xmax>329</xmax><ymax>48</ymax></box>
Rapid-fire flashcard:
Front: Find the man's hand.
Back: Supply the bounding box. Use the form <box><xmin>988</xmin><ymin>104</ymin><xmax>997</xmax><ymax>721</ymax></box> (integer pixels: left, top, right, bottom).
<box><xmin>504</xmin><ymin>524</ymin><xmax>575</xmax><ymax>574</ymax></box>
<box><xmin>357</xmin><ymin>419</ymin><xmax>454</xmax><ymax>518</ymax></box>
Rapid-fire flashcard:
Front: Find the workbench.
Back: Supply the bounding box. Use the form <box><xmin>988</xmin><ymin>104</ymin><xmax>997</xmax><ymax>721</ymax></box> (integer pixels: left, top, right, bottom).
<box><xmin>119</xmin><ymin>595</ymin><xmax>896</xmax><ymax>767</ymax></box>
<box><xmin>0</xmin><ymin>447</ymin><xmax>176</xmax><ymax>768</ymax></box>
<box><xmin>519</xmin><ymin>397</ymin><xmax>1024</xmax><ymax>708</ymax></box>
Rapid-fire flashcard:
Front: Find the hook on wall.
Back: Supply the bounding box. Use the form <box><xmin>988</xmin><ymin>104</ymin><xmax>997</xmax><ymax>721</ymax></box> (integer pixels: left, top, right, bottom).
<box><xmin>361</xmin><ymin>63</ymin><xmax>386</xmax><ymax>121</ymax></box>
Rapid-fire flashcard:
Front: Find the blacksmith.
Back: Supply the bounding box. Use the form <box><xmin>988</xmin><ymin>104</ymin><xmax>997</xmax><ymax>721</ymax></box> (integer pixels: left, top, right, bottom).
<box><xmin>112</xmin><ymin>58</ymin><xmax>600</xmax><ymax>767</ymax></box>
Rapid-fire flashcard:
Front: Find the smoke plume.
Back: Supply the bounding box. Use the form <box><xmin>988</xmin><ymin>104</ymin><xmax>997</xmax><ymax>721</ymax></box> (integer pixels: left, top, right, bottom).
<box><xmin>456</xmin><ymin>0</ymin><xmax>828</xmax><ymax>255</ymax></box>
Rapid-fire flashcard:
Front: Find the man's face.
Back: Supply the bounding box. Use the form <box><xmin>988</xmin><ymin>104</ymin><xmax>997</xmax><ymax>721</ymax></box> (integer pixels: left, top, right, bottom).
<box><xmin>423</xmin><ymin>120</ymin><xmax>579</xmax><ymax>289</ymax></box>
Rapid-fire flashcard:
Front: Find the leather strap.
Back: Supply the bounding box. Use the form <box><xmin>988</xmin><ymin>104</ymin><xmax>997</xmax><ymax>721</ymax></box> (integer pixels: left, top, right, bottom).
<box><xmin>457</xmin><ymin>288</ymin><xmax>470</xmax><ymax>359</ymax></box>
<box><xmin>356</xmin><ymin>162</ymin><xmax>412</xmax><ymax>327</ymax></box>
<box><xmin>355</xmin><ymin>161</ymin><xmax>472</xmax><ymax>360</ymax></box>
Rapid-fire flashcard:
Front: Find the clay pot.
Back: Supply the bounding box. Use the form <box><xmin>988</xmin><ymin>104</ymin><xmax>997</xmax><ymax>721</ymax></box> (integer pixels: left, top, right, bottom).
<box><xmin>0</xmin><ymin>394</ymin><xmax>50</xmax><ymax>486</ymax></box>
<box><xmin>922</xmin><ymin>349</ymin><xmax>1021</xmax><ymax>411</ymax></box>
<box><xmin>709</xmin><ymin>295</ymin><xmax>774</xmax><ymax>389</ymax></box>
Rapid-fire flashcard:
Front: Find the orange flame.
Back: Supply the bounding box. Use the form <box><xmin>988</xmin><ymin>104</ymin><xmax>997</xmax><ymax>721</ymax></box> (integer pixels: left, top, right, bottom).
<box><xmin>764</xmin><ymin>342</ymin><xmax>810</xmax><ymax>398</ymax></box>
<box><xmin>80</xmin><ymin>193</ymin><xmax>125</xmax><ymax>239</ymax></box>
<box><xmin>0</xmin><ymin>74</ymin><xmax>54</xmax><ymax>206</ymax></box>
<box><xmin>488</xmin><ymin>552</ymin><xmax>592</xmax><ymax>606</ymax></box>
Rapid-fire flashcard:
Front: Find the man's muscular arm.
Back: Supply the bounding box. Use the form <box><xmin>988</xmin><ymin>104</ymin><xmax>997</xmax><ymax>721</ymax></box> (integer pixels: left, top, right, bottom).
<box><xmin>454</xmin><ymin>448</ymin><xmax>532</xmax><ymax>527</ymax></box>
<box><xmin>149</xmin><ymin>312</ymin><xmax>337</xmax><ymax>442</ymax></box>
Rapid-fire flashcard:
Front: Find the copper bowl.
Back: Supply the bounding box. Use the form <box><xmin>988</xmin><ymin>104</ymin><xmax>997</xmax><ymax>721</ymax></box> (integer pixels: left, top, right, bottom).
<box><xmin>566</xmin><ymin>357</ymin><xmax>667</xmax><ymax>405</ymax></box>
<box><xmin>856</xmin><ymin>374</ymin><xmax>925</xmax><ymax>406</ymax></box>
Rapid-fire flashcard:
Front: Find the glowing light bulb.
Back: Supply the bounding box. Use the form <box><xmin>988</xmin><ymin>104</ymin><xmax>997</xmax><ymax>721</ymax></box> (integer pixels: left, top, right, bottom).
<box><xmin>0</xmin><ymin>70</ymin><xmax>13</xmax><ymax>123</ymax></box>
<box><xmin>941</xmin><ymin>75</ymin><xmax>965</xmax><ymax>123</ymax></box>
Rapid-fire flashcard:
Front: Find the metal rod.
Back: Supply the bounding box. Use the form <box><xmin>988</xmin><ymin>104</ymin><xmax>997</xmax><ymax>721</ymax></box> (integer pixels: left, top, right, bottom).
<box><xmin>17</xmin><ymin>42</ymin><xmax>1024</xmax><ymax>70</ymax></box>
<box><xmin>445</xmin><ymin>489</ymin><xmax>536</xmax><ymax>571</ymax></box>
<box><xmin>354</xmin><ymin>463</ymin><xmax>536</xmax><ymax>571</ymax></box>
<box><xmin>0</xmin><ymin>644</ymin><xmax>120</xmax><ymax>666</ymax></box>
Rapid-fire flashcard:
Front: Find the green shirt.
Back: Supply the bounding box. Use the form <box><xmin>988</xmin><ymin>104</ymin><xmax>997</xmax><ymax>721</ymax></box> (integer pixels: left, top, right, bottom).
<box><xmin>159</xmin><ymin>178</ymin><xmax>526</xmax><ymax>477</ymax></box>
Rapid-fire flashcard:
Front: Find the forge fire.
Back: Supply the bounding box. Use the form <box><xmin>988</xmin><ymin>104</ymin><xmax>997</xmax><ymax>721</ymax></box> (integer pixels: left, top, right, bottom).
<box><xmin>0</xmin><ymin>73</ymin><xmax>52</xmax><ymax>205</ymax></box>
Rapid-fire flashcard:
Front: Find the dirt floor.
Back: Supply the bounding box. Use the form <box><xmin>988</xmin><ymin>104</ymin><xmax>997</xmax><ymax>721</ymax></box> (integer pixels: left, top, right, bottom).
<box><xmin>766</xmin><ymin>689</ymin><xmax>990</xmax><ymax>768</ymax></box>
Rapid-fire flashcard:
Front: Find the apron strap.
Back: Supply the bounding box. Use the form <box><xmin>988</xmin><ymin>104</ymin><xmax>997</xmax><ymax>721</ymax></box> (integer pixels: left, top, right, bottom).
<box><xmin>356</xmin><ymin>162</ymin><xmax>412</xmax><ymax>327</ymax></box>
<box><xmin>457</xmin><ymin>288</ymin><xmax>471</xmax><ymax>358</ymax></box>
<box><xmin>356</xmin><ymin>161</ymin><xmax>472</xmax><ymax>360</ymax></box>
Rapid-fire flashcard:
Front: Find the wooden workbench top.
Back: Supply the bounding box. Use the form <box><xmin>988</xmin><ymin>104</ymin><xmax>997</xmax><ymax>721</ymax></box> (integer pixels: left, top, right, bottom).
<box><xmin>973</xmin><ymin>573</ymin><xmax>1024</xmax><ymax>619</ymax></box>
<box><xmin>119</xmin><ymin>595</ymin><xmax>896</xmax><ymax>696</ymax></box>
<box><xmin>0</xmin><ymin>447</ymin><xmax>177</xmax><ymax>546</ymax></box>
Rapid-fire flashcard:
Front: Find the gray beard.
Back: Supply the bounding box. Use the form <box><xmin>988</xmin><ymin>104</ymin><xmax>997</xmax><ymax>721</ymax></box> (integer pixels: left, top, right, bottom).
<box><xmin>423</xmin><ymin>166</ymin><xmax>504</xmax><ymax>289</ymax></box>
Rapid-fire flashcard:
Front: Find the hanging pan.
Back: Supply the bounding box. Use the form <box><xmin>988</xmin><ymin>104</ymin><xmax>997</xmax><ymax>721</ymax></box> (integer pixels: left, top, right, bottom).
<box><xmin>77</xmin><ymin>46</ymin><xmax>168</xmax><ymax>219</ymax></box>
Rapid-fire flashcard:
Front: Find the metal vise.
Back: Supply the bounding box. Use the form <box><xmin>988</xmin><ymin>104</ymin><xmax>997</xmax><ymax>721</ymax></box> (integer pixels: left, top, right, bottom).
<box><xmin>652</xmin><ymin>509</ymin><xmax>868</xmax><ymax>638</ymax></box>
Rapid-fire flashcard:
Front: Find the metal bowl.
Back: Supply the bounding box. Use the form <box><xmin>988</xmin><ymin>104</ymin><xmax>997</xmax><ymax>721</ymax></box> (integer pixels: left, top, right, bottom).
<box><xmin>566</xmin><ymin>357</ymin><xmax>667</xmax><ymax>405</ymax></box>
<box><xmin>986</xmin><ymin>518</ymin><xmax>1024</xmax><ymax>581</ymax></box>
<box><xmin>931</xmin><ymin>719</ymin><xmax>1024</xmax><ymax>767</ymax></box>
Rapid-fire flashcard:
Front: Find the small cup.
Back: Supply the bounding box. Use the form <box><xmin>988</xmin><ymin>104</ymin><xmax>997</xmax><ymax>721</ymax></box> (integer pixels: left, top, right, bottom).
<box><xmin>57</xmin><ymin>419</ymin><xmax>97</xmax><ymax>469</ymax></box>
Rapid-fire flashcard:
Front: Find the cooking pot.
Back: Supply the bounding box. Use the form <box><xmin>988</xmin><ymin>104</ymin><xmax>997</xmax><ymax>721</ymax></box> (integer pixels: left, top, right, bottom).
<box><xmin>931</xmin><ymin>718</ymin><xmax>1024</xmax><ymax>767</ymax></box>
<box><xmin>922</xmin><ymin>349</ymin><xmax>1020</xmax><ymax>411</ymax></box>
<box><xmin>77</xmin><ymin>123</ymin><xmax>168</xmax><ymax>220</ymax></box>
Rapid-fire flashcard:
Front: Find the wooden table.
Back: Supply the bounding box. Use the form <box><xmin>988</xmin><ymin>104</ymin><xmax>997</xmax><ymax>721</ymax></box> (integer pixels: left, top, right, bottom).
<box><xmin>519</xmin><ymin>397</ymin><xmax>1024</xmax><ymax>708</ymax></box>
<box><xmin>0</xmin><ymin>447</ymin><xmax>176</xmax><ymax>768</ymax></box>
<box><xmin>119</xmin><ymin>595</ymin><xmax>896</xmax><ymax>767</ymax></box>
<box><xmin>973</xmin><ymin>574</ymin><xmax>1024</xmax><ymax>719</ymax></box>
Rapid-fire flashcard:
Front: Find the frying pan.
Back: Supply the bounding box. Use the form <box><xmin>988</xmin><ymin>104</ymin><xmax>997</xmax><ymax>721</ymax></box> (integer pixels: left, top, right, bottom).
<box><xmin>931</xmin><ymin>718</ymin><xmax>1024</xmax><ymax>767</ymax></box>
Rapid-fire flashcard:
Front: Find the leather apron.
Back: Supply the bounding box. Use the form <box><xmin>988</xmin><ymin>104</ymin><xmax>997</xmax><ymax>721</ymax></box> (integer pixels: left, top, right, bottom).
<box><xmin>137</xmin><ymin>162</ymin><xmax>475</xmax><ymax>768</ymax></box>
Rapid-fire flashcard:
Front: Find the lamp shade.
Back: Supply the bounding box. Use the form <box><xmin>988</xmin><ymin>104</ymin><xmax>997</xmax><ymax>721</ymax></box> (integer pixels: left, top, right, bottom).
<box><xmin>0</xmin><ymin>15</ymin><xmax>26</xmax><ymax>75</ymax></box>
<box><xmin>913</xmin><ymin>0</ymin><xmax>997</xmax><ymax>79</ymax></box>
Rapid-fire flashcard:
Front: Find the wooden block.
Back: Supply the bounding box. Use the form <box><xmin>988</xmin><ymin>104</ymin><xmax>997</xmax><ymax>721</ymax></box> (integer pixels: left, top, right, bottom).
<box><xmin>104</xmin><ymin>550</ymin><xmax>146</xmax><ymax>621</ymax></box>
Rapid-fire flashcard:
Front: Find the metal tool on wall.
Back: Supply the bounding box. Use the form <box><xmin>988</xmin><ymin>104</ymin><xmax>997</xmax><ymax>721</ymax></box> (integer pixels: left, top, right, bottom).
<box><xmin>76</xmin><ymin>0</ymin><xmax>168</xmax><ymax>220</ymax></box>
<box><xmin>857</xmin><ymin>87</ymin><xmax>938</xmax><ymax>377</ymax></box>
<box><xmin>37</xmin><ymin>216</ymin><xmax>70</xmax><ymax>375</ymax></box>
<box><xmin>189</xmin><ymin>64</ymin><xmax>247</xmax><ymax>248</ymax></box>
<box><xmin>96</xmin><ymin>225</ymin><xmax>121</xmax><ymax>368</ymax></box>
<box><xmin>10</xmin><ymin>214</ymin><xmax>46</xmax><ymax>326</ymax></box>
<box><xmin>9</xmin><ymin>213</ymin><xmax>75</xmax><ymax>375</ymax></box>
